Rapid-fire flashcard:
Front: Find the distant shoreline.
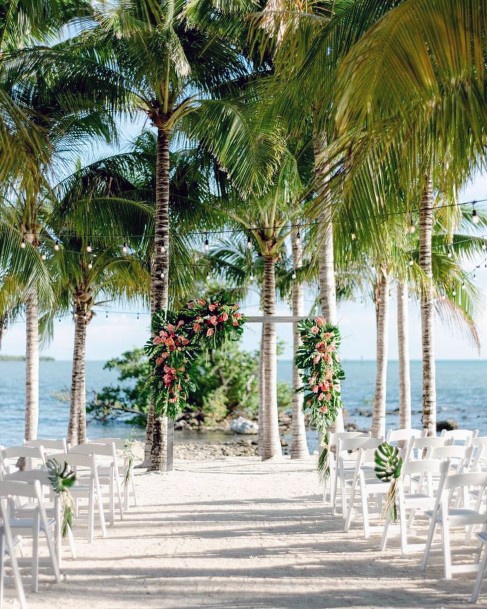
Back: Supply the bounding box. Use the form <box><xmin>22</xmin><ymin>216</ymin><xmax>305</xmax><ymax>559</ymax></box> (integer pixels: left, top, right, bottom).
<box><xmin>0</xmin><ymin>355</ymin><xmax>55</xmax><ymax>362</ymax></box>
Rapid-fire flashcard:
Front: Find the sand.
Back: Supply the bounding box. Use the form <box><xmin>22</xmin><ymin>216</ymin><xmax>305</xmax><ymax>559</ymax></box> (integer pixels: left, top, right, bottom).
<box><xmin>3</xmin><ymin>457</ymin><xmax>484</xmax><ymax>609</ymax></box>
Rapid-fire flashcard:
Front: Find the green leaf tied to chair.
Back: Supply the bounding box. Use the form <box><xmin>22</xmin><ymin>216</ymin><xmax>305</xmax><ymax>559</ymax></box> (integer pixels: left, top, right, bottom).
<box><xmin>374</xmin><ymin>442</ymin><xmax>403</xmax><ymax>522</ymax></box>
<box><xmin>46</xmin><ymin>458</ymin><xmax>76</xmax><ymax>537</ymax></box>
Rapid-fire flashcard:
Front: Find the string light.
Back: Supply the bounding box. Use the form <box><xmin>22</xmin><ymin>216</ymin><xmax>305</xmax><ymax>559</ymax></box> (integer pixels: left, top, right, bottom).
<box><xmin>472</xmin><ymin>202</ymin><xmax>481</xmax><ymax>224</ymax></box>
<box><xmin>296</xmin><ymin>230</ymin><xmax>301</xmax><ymax>245</ymax></box>
<box><xmin>409</xmin><ymin>223</ymin><xmax>416</xmax><ymax>234</ymax></box>
<box><xmin>351</xmin><ymin>232</ymin><xmax>356</xmax><ymax>241</ymax></box>
<box><xmin>88</xmin><ymin>262</ymin><xmax>93</xmax><ymax>270</ymax></box>
<box><xmin>409</xmin><ymin>258</ymin><xmax>414</xmax><ymax>267</ymax></box>
<box><xmin>452</xmin><ymin>289</ymin><xmax>456</xmax><ymax>297</ymax></box>
<box><xmin>160</xmin><ymin>271</ymin><xmax>165</xmax><ymax>279</ymax></box>
<box><xmin>204</xmin><ymin>236</ymin><xmax>209</xmax><ymax>252</ymax></box>
<box><xmin>20</xmin><ymin>240</ymin><xmax>26</xmax><ymax>249</ymax></box>
<box><xmin>247</xmin><ymin>233</ymin><xmax>252</xmax><ymax>250</ymax></box>
<box><xmin>160</xmin><ymin>241</ymin><xmax>166</xmax><ymax>254</ymax></box>
<box><xmin>54</xmin><ymin>240</ymin><xmax>60</xmax><ymax>251</ymax></box>
<box><xmin>122</xmin><ymin>243</ymin><xmax>128</xmax><ymax>254</ymax></box>
<box><xmin>86</xmin><ymin>244</ymin><xmax>92</xmax><ymax>253</ymax></box>
<box><xmin>292</xmin><ymin>270</ymin><xmax>297</xmax><ymax>280</ymax></box>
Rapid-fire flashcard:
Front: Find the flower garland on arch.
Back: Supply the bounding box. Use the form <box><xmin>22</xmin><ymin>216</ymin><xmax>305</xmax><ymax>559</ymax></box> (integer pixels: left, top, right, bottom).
<box><xmin>145</xmin><ymin>293</ymin><xmax>245</xmax><ymax>418</ymax></box>
<box><xmin>294</xmin><ymin>317</ymin><xmax>345</xmax><ymax>432</ymax></box>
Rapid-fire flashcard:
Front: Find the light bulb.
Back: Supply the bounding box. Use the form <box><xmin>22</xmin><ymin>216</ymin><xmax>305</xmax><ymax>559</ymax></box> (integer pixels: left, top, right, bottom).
<box><xmin>88</xmin><ymin>262</ymin><xmax>93</xmax><ymax>270</ymax></box>
<box><xmin>409</xmin><ymin>225</ymin><xmax>416</xmax><ymax>234</ymax></box>
<box><xmin>122</xmin><ymin>243</ymin><xmax>128</xmax><ymax>254</ymax></box>
<box><xmin>247</xmin><ymin>237</ymin><xmax>252</xmax><ymax>250</ymax></box>
<box><xmin>473</xmin><ymin>209</ymin><xmax>481</xmax><ymax>224</ymax></box>
<box><xmin>21</xmin><ymin>240</ymin><xmax>26</xmax><ymax>249</ymax></box>
<box><xmin>204</xmin><ymin>238</ymin><xmax>209</xmax><ymax>252</ymax></box>
<box><xmin>160</xmin><ymin>241</ymin><xmax>166</xmax><ymax>254</ymax></box>
<box><xmin>54</xmin><ymin>240</ymin><xmax>60</xmax><ymax>251</ymax></box>
<box><xmin>447</xmin><ymin>251</ymin><xmax>452</xmax><ymax>259</ymax></box>
<box><xmin>409</xmin><ymin>259</ymin><xmax>414</xmax><ymax>267</ymax></box>
<box><xmin>292</xmin><ymin>271</ymin><xmax>297</xmax><ymax>279</ymax></box>
<box><xmin>160</xmin><ymin>271</ymin><xmax>165</xmax><ymax>279</ymax></box>
<box><xmin>483</xmin><ymin>243</ymin><xmax>487</xmax><ymax>251</ymax></box>
<box><xmin>351</xmin><ymin>233</ymin><xmax>356</xmax><ymax>241</ymax></box>
<box><xmin>452</xmin><ymin>290</ymin><xmax>456</xmax><ymax>297</ymax></box>
<box><xmin>41</xmin><ymin>253</ymin><xmax>47</xmax><ymax>261</ymax></box>
<box><xmin>86</xmin><ymin>244</ymin><xmax>92</xmax><ymax>253</ymax></box>
<box><xmin>249</xmin><ymin>273</ymin><xmax>254</xmax><ymax>281</ymax></box>
<box><xmin>296</xmin><ymin>231</ymin><xmax>301</xmax><ymax>244</ymax></box>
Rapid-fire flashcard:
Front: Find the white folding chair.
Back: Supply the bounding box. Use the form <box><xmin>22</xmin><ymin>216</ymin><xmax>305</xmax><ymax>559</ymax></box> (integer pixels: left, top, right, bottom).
<box><xmin>405</xmin><ymin>435</ymin><xmax>451</xmax><ymax>462</ymax></box>
<box><xmin>0</xmin><ymin>479</ymin><xmax>60</xmax><ymax>593</ymax></box>
<box><xmin>0</xmin><ymin>447</ymin><xmax>46</xmax><ymax>476</ymax></box>
<box><xmin>333</xmin><ymin>437</ymin><xmax>382</xmax><ymax>518</ymax></box>
<box><xmin>6</xmin><ymin>470</ymin><xmax>76</xmax><ymax>568</ymax></box>
<box><xmin>421</xmin><ymin>470</ymin><xmax>487</xmax><ymax>579</ymax></box>
<box><xmin>469</xmin><ymin>438</ymin><xmax>487</xmax><ymax>473</ymax></box>
<box><xmin>321</xmin><ymin>431</ymin><xmax>370</xmax><ymax>507</ymax></box>
<box><xmin>0</xmin><ymin>497</ymin><xmax>27</xmax><ymax>609</ymax></box>
<box><xmin>441</xmin><ymin>429</ymin><xmax>478</xmax><ymax>446</ymax></box>
<box><xmin>24</xmin><ymin>439</ymin><xmax>68</xmax><ymax>453</ymax></box>
<box><xmin>343</xmin><ymin>442</ymin><xmax>389</xmax><ymax>538</ymax></box>
<box><xmin>386</xmin><ymin>428</ymin><xmax>425</xmax><ymax>444</ymax></box>
<box><xmin>90</xmin><ymin>438</ymin><xmax>138</xmax><ymax>511</ymax></box>
<box><xmin>70</xmin><ymin>443</ymin><xmax>123</xmax><ymax>525</ymax></box>
<box><xmin>54</xmin><ymin>453</ymin><xmax>107</xmax><ymax>544</ymax></box>
<box><xmin>429</xmin><ymin>445</ymin><xmax>474</xmax><ymax>474</ymax></box>
<box><xmin>381</xmin><ymin>459</ymin><xmax>447</xmax><ymax>555</ymax></box>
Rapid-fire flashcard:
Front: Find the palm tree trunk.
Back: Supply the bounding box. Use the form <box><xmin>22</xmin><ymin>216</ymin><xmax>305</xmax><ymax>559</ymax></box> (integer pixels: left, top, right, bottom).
<box><xmin>258</xmin><ymin>326</ymin><xmax>265</xmax><ymax>458</ymax></box>
<box><xmin>68</xmin><ymin>313</ymin><xmax>87</xmax><ymax>445</ymax></box>
<box><xmin>419</xmin><ymin>174</ymin><xmax>436</xmax><ymax>436</ymax></box>
<box><xmin>148</xmin><ymin>126</ymin><xmax>172</xmax><ymax>472</ymax></box>
<box><xmin>290</xmin><ymin>230</ymin><xmax>308</xmax><ymax>459</ymax></box>
<box><xmin>24</xmin><ymin>289</ymin><xmax>39</xmax><ymax>442</ymax></box>
<box><xmin>371</xmin><ymin>270</ymin><xmax>390</xmax><ymax>439</ymax></box>
<box><xmin>315</xmin><ymin>135</ymin><xmax>344</xmax><ymax>434</ymax></box>
<box><xmin>397</xmin><ymin>282</ymin><xmax>411</xmax><ymax>429</ymax></box>
<box><xmin>262</xmin><ymin>254</ymin><xmax>282</xmax><ymax>460</ymax></box>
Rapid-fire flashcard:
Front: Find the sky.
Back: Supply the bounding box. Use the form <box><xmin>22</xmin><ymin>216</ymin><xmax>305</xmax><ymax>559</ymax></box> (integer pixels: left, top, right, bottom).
<box><xmin>3</xmin><ymin>127</ymin><xmax>487</xmax><ymax>362</ymax></box>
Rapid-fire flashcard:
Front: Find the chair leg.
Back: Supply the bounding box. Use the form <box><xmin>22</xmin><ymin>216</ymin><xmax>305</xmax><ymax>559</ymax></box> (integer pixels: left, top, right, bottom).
<box><xmin>88</xmin><ymin>483</ymin><xmax>95</xmax><ymax>544</ymax></box>
<box><xmin>380</xmin><ymin>512</ymin><xmax>391</xmax><ymax>551</ymax></box>
<box><xmin>114</xmin><ymin>474</ymin><xmax>124</xmax><ymax>520</ymax></box>
<box><xmin>67</xmin><ymin>525</ymin><xmax>76</xmax><ymax>559</ymax></box>
<box><xmin>344</xmin><ymin>482</ymin><xmax>357</xmax><ymax>533</ymax></box>
<box><xmin>32</xmin><ymin>512</ymin><xmax>39</xmax><ymax>592</ymax></box>
<box><xmin>361</xmin><ymin>487</ymin><xmax>371</xmax><ymax>539</ymax></box>
<box><xmin>109</xmin><ymin>474</ymin><xmax>114</xmax><ymax>527</ymax></box>
<box><xmin>420</xmin><ymin>514</ymin><xmax>437</xmax><ymax>572</ymax></box>
<box><xmin>0</xmin><ymin>533</ymin><xmax>5</xmax><ymax>608</ymax></box>
<box><xmin>95</xmin><ymin>480</ymin><xmax>107</xmax><ymax>538</ymax></box>
<box><xmin>443</xmin><ymin>522</ymin><xmax>452</xmax><ymax>580</ymax></box>
<box><xmin>471</xmin><ymin>543</ymin><xmax>487</xmax><ymax>603</ymax></box>
<box><xmin>400</xmin><ymin>504</ymin><xmax>409</xmax><ymax>556</ymax></box>
<box><xmin>131</xmin><ymin>472</ymin><xmax>137</xmax><ymax>507</ymax></box>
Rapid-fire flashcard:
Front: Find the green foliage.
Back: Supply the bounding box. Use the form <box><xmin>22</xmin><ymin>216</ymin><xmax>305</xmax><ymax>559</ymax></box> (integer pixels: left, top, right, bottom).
<box><xmin>374</xmin><ymin>442</ymin><xmax>403</xmax><ymax>522</ymax></box>
<box><xmin>88</xmin><ymin>339</ymin><xmax>275</xmax><ymax>426</ymax></box>
<box><xmin>46</xmin><ymin>458</ymin><xmax>76</xmax><ymax>538</ymax></box>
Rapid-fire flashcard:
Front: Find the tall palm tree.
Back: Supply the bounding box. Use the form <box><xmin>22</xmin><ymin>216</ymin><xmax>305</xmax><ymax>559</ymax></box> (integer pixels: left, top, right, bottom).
<box><xmin>334</xmin><ymin>0</ymin><xmax>487</xmax><ymax>435</ymax></box>
<box><xmin>49</xmin><ymin>0</ymin><xmax>281</xmax><ymax>470</ymax></box>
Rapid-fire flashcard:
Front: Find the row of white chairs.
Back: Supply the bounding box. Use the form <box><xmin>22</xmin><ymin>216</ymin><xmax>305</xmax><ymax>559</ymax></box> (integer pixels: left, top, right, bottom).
<box><xmin>321</xmin><ymin>428</ymin><xmax>487</xmax><ymax>604</ymax></box>
<box><xmin>0</xmin><ymin>436</ymin><xmax>138</xmax><ymax>609</ymax></box>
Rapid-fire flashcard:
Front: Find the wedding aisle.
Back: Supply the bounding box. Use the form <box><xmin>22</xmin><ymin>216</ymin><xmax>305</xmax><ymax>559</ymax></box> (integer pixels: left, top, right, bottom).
<box><xmin>22</xmin><ymin>458</ymin><xmax>478</xmax><ymax>609</ymax></box>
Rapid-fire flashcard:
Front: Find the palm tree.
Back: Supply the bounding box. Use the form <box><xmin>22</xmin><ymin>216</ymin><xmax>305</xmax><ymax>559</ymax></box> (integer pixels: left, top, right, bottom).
<box><xmin>334</xmin><ymin>0</ymin><xmax>487</xmax><ymax>435</ymax></box>
<box><xmin>48</xmin><ymin>0</ymin><xmax>281</xmax><ymax>470</ymax></box>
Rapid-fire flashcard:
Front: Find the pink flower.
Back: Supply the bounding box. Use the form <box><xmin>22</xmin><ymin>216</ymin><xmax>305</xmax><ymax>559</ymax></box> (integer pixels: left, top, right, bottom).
<box><xmin>319</xmin><ymin>405</ymin><xmax>328</xmax><ymax>413</ymax></box>
<box><xmin>187</xmin><ymin>301</ymin><xmax>194</xmax><ymax>309</ymax></box>
<box><xmin>318</xmin><ymin>393</ymin><xmax>325</xmax><ymax>401</ymax></box>
<box><xmin>208</xmin><ymin>303</ymin><xmax>217</xmax><ymax>312</ymax></box>
<box><xmin>232</xmin><ymin>321</ymin><xmax>239</xmax><ymax>327</ymax></box>
<box><xmin>219</xmin><ymin>312</ymin><xmax>228</xmax><ymax>322</ymax></box>
<box><xmin>168</xmin><ymin>397</ymin><xmax>178</xmax><ymax>404</ymax></box>
<box><xmin>153</xmin><ymin>337</ymin><xmax>162</xmax><ymax>345</ymax></box>
<box><xmin>324</xmin><ymin>393</ymin><xmax>332</xmax><ymax>402</ymax></box>
<box><xmin>197</xmin><ymin>299</ymin><xmax>206</xmax><ymax>306</ymax></box>
<box><xmin>316</xmin><ymin>317</ymin><xmax>326</xmax><ymax>327</ymax></box>
<box><xmin>234</xmin><ymin>313</ymin><xmax>242</xmax><ymax>320</ymax></box>
<box><xmin>206</xmin><ymin>328</ymin><xmax>215</xmax><ymax>337</ymax></box>
<box><xmin>311</xmin><ymin>326</ymin><xmax>319</xmax><ymax>334</ymax></box>
<box><xmin>312</xmin><ymin>385</ymin><xmax>319</xmax><ymax>393</ymax></box>
<box><xmin>193</xmin><ymin>323</ymin><xmax>201</xmax><ymax>332</ymax></box>
<box><xmin>166</xmin><ymin>324</ymin><xmax>175</xmax><ymax>332</ymax></box>
<box><xmin>177</xmin><ymin>319</ymin><xmax>184</xmax><ymax>328</ymax></box>
<box><xmin>155</xmin><ymin>357</ymin><xmax>163</xmax><ymax>366</ymax></box>
<box><xmin>313</xmin><ymin>354</ymin><xmax>321</xmax><ymax>365</ymax></box>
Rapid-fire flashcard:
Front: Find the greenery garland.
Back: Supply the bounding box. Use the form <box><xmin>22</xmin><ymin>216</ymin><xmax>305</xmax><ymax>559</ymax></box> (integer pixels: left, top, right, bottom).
<box><xmin>295</xmin><ymin>317</ymin><xmax>345</xmax><ymax>433</ymax></box>
<box><xmin>145</xmin><ymin>292</ymin><xmax>245</xmax><ymax>418</ymax></box>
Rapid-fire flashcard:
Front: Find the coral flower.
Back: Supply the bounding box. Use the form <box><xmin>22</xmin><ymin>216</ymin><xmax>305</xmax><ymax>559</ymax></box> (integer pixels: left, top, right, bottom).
<box><xmin>209</xmin><ymin>315</ymin><xmax>218</xmax><ymax>326</ymax></box>
<box><xmin>311</xmin><ymin>326</ymin><xmax>319</xmax><ymax>334</ymax></box>
<box><xmin>208</xmin><ymin>303</ymin><xmax>217</xmax><ymax>312</ymax></box>
<box><xmin>313</xmin><ymin>354</ymin><xmax>321</xmax><ymax>365</ymax></box>
<box><xmin>197</xmin><ymin>298</ymin><xmax>206</xmax><ymax>305</ymax></box>
<box><xmin>187</xmin><ymin>301</ymin><xmax>194</xmax><ymax>309</ymax></box>
<box><xmin>155</xmin><ymin>357</ymin><xmax>163</xmax><ymax>366</ymax></box>
<box><xmin>316</xmin><ymin>316</ymin><xmax>326</xmax><ymax>327</ymax></box>
<box><xmin>193</xmin><ymin>323</ymin><xmax>201</xmax><ymax>332</ymax></box>
<box><xmin>206</xmin><ymin>328</ymin><xmax>215</xmax><ymax>337</ymax></box>
<box><xmin>320</xmin><ymin>405</ymin><xmax>328</xmax><ymax>413</ymax></box>
<box><xmin>312</xmin><ymin>385</ymin><xmax>319</xmax><ymax>393</ymax></box>
<box><xmin>234</xmin><ymin>312</ymin><xmax>242</xmax><ymax>320</ymax></box>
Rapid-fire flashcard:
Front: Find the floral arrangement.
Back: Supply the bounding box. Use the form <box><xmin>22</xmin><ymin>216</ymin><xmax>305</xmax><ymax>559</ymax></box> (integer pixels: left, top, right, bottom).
<box><xmin>294</xmin><ymin>317</ymin><xmax>345</xmax><ymax>433</ymax></box>
<box><xmin>145</xmin><ymin>292</ymin><xmax>245</xmax><ymax>418</ymax></box>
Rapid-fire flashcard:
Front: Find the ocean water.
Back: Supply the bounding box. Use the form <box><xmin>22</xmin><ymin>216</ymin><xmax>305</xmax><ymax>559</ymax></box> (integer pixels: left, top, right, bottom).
<box><xmin>0</xmin><ymin>359</ymin><xmax>486</xmax><ymax>446</ymax></box>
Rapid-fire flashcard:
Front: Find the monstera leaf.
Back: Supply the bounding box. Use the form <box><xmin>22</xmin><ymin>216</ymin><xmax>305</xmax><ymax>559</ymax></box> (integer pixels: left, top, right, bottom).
<box><xmin>374</xmin><ymin>442</ymin><xmax>403</xmax><ymax>521</ymax></box>
<box><xmin>46</xmin><ymin>458</ymin><xmax>76</xmax><ymax>537</ymax></box>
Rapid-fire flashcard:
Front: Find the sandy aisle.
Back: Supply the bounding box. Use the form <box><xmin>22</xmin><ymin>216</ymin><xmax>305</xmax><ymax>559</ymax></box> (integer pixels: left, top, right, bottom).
<box><xmin>6</xmin><ymin>457</ymin><xmax>484</xmax><ymax>609</ymax></box>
